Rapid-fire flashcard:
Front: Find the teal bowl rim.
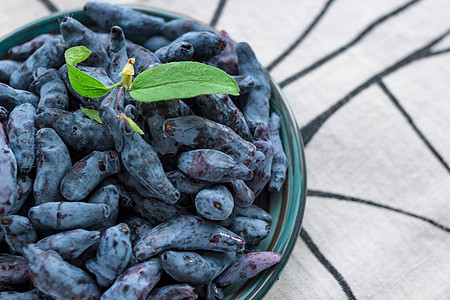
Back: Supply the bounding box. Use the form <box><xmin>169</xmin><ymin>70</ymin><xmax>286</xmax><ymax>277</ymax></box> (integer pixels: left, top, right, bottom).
<box><xmin>0</xmin><ymin>6</ymin><xmax>307</xmax><ymax>300</ymax></box>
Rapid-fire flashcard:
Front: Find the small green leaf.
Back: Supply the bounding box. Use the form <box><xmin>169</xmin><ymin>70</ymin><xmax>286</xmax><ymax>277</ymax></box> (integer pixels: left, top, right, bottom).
<box><xmin>65</xmin><ymin>46</ymin><xmax>117</xmax><ymax>98</ymax></box>
<box><xmin>123</xmin><ymin>115</ymin><xmax>144</xmax><ymax>135</ymax></box>
<box><xmin>80</xmin><ymin>107</ymin><xmax>103</xmax><ymax>124</ymax></box>
<box><xmin>129</xmin><ymin>62</ymin><xmax>239</xmax><ymax>102</ymax></box>
<box><xmin>65</xmin><ymin>45</ymin><xmax>92</xmax><ymax>65</ymax></box>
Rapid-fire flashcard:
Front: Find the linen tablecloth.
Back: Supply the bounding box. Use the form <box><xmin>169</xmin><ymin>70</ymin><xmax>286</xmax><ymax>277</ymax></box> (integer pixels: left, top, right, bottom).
<box><xmin>1</xmin><ymin>0</ymin><xmax>449</xmax><ymax>299</ymax></box>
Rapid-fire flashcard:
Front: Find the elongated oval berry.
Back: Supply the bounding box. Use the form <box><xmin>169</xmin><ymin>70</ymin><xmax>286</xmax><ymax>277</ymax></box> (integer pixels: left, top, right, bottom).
<box><xmin>234</xmin><ymin>204</ymin><xmax>272</xmax><ymax>223</ymax></box>
<box><xmin>0</xmin><ymin>83</ymin><xmax>39</xmax><ymax>111</ymax></box>
<box><xmin>109</xmin><ymin>26</ymin><xmax>128</xmax><ymax>83</ymax></box>
<box><xmin>29</xmin><ymin>67</ymin><xmax>69</xmax><ymax>110</ymax></box>
<box><xmin>28</xmin><ymin>202</ymin><xmax>110</xmax><ymax>232</ymax></box>
<box><xmin>8</xmin><ymin>172</ymin><xmax>33</xmax><ymax>215</ymax></box>
<box><xmin>87</xmin><ymin>184</ymin><xmax>119</xmax><ymax>230</ymax></box>
<box><xmin>229</xmin><ymin>217</ymin><xmax>270</xmax><ymax>246</ymax></box>
<box><xmin>60</xmin><ymin>150</ymin><xmax>120</xmax><ymax>201</ymax></box>
<box><xmin>120</xmin><ymin>118</ymin><xmax>180</xmax><ymax>204</ymax></box>
<box><xmin>86</xmin><ymin>223</ymin><xmax>132</xmax><ymax>288</ymax></box>
<box><xmin>215</xmin><ymin>252</ymin><xmax>281</xmax><ymax>287</ymax></box>
<box><xmin>134</xmin><ymin>215</ymin><xmax>245</xmax><ymax>261</ymax></box>
<box><xmin>0</xmin><ymin>60</ymin><xmax>22</xmax><ymax>83</ymax></box>
<box><xmin>37</xmin><ymin>229</ymin><xmax>100</xmax><ymax>261</ymax></box>
<box><xmin>9</xmin><ymin>38</ymin><xmax>66</xmax><ymax>90</ymax></box>
<box><xmin>0</xmin><ymin>254</ymin><xmax>29</xmax><ymax>284</ymax></box>
<box><xmin>84</xmin><ymin>1</ymin><xmax>165</xmax><ymax>37</ymax></box>
<box><xmin>35</xmin><ymin>107</ymin><xmax>115</xmax><ymax>153</ymax></box>
<box><xmin>268</xmin><ymin>112</ymin><xmax>288</xmax><ymax>192</ymax></box>
<box><xmin>228</xmin><ymin>180</ymin><xmax>255</xmax><ymax>207</ymax></box>
<box><xmin>33</xmin><ymin>128</ymin><xmax>72</xmax><ymax>205</ymax></box>
<box><xmin>7</xmin><ymin>33</ymin><xmax>59</xmax><ymax>60</ymax></box>
<box><xmin>236</xmin><ymin>42</ymin><xmax>271</xmax><ymax>132</ymax></box>
<box><xmin>208</xmin><ymin>30</ymin><xmax>239</xmax><ymax>75</ymax></box>
<box><xmin>1</xmin><ymin>215</ymin><xmax>37</xmax><ymax>254</ymax></box>
<box><xmin>155</xmin><ymin>41</ymin><xmax>194</xmax><ymax>63</ymax></box>
<box><xmin>6</xmin><ymin>103</ymin><xmax>36</xmax><ymax>173</ymax></box>
<box><xmin>101</xmin><ymin>258</ymin><xmax>162</xmax><ymax>300</ymax></box>
<box><xmin>164</xmin><ymin>115</ymin><xmax>255</xmax><ymax>166</ymax></box>
<box><xmin>195</xmin><ymin>93</ymin><xmax>252</xmax><ymax>141</ymax></box>
<box><xmin>60</xmin><ymin>16</ymin><xmax>110</xmax><ymax>70</ymax></box>
<box><xmin>161</xmin><ymin>19</ymin><xmax>214</xmax><ymax>40</ymax></box>
<box><xmin>23</xmin><ymin>244</ymin><xmax>100</xmax><ymax>299</ymax></box>
<box><xmin>139</xmin><ymin>98</ymin><xmax>183</xmax><ymax>155</ymax></box>
<box><xmin>172</xmin><ymin>31</ymin><xmax>226</xmax><ymax>61</ymax></box>
<box><xmin>161</xmin><ymin>250</ymin><xmax>235</xmax><ymax>285</ymax></box>
<box><xmin>246</xmin><ymin>126</ymin><xmax>274</xmax><ymax>197</ymax></box>
<box><xmin>99</xmin><ymin>88</ymin><xmax>125</xmax><ymax>152</ymax></box>
<box><xmin>178</xmin><ymin>149</ymin><xmax>252</xmax><ymax>183</ymax></box>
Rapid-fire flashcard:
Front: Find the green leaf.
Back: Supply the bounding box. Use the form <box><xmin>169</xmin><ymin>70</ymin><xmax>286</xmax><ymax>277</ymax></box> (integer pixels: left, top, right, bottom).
<box><xmin>124</xmin><ymin>115</ymin><xmax>144</xmax><ymax>135</ymax></box>
<box><xmin>129</xmin><ymin>62</ymin><xmax>239</xmax><ymax>102</ymax></box>
<box><xmin>65</xmin><ymin>45</ymin><xmax>92</xmax><ymax>65</ymax></box>
<box><xmin>80</xmin><ymin>107</ymin><xmax>102</xmax><ymax>124</ymax></box>
<box><xmin>65</xmin><ymin>46</ymin><xmax>117</xmax><ymax>98</ymax></box>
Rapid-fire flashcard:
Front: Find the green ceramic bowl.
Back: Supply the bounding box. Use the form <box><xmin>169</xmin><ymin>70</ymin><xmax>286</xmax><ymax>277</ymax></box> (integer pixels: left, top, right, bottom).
<box><xmin>0</xmin><ymin>7</ymin><xmax>307</xmax><ymax>300</ymax></box>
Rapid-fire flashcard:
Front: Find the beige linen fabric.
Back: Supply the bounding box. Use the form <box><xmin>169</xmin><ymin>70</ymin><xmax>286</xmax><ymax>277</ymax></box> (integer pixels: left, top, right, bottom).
<box><xmin>1</xmin><ymin>1</ymin><xmax>449</xmax><ymax>299</ymax></box>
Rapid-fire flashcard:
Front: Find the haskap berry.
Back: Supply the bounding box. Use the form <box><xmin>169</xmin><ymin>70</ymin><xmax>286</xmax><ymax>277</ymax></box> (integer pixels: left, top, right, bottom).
<box><xmin>164</xmin><ymin>115</ymin><xmax>256</xmax><ymax>166</ymax></box>
<box><xmin>108</xmin><ymin>26</ymin><xmax>128</xmax><ymax>83</ymax></box>
<box><xmin>33</xmin><ymin>128</ymin><xmax>72</xmax><ymax>205</ymax></box>
<box><xmin>0</xmin><ymin>2</ymin><xmax>288</xmax><ymax>298</ymax></box>
<box><xmin>9</xmin><ymin>38</ymin><xmax>66</xmax><ymax>90</ymax></box>
<box><xmin>36</xmin><ymin>229</ymin><xmax>101</xmax><ymax>260</ymax></box>
<box><xmin>137</xmin><ymin>98</ymin><xmax>184</xmax><ymax>155</ymax></box>
<box><xmin>7</xmin><ymin>33</ymin><xmax>60</xmax><ymax>61</ymax></box>
<box><xmin>160</xmin><ymin>250</ymin><xmax>236</xmax><ymax>285</ymax></box>
<box><xmin>1</xmin><ymin>215</ymin><xmax>37</xmax><ymax>255</ymax></box>
<box><xmin>6</xmin><ymin>103</ymin><xmax>36</xmax><ymax>173</ymax></box>
<box><xmin>29</xmin><ymin>67</ymin><xmax>69</xmax><ymax>110</ymax></box>
<box><xmin>155</xmin><ymin>41</ymin><xmax>195</xmax><ymax>63</ymax></box>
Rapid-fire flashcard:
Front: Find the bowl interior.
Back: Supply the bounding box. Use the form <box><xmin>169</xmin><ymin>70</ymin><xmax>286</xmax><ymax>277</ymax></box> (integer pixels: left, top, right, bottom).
<box><xmin>0</xmin><ymin>7</ymin><xmax>307</xmax><ymax>300</ymax></box>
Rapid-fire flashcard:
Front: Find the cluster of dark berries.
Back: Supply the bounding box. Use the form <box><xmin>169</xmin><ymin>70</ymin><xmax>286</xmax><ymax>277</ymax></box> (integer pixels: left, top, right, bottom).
<box><xmin>0</xmin><ymin>2</ymin><xmax>288</xmax><ymax>299</ymax></box>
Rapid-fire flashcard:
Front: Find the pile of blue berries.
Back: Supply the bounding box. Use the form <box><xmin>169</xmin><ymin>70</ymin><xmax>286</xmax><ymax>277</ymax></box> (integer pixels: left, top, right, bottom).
<box><xmin>0</xmin><ymin>2</ymin><xmax>288</xmax><ymax>299</ymax></box>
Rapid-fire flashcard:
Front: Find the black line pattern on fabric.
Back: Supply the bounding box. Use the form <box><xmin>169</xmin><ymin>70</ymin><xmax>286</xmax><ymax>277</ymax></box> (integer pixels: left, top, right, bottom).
<box><xmin>279</xmin><ymin>0</ymin><xmax>422</xmax><ymax>88</ymax></box>
<box><xmin>300</xmin><ymin>229</ymin><xmax>357</xmax><ymax>300</ymax></box>
<box><xmin>38</xmin><ymin>0</ymin><xmax>58</xmax><ymax>13</ymax></box>
<box><xmin>266</xmin><ymin>0</ymin><xmax>336</xmax><ymax>71</ymax></box>
<box><xmin>210</xmin><ymin>0</ymin><xmax>228</xmax><ymax>27</ymax></box>
<box><xmin>427</xmin><ymin>48</ymin><xmax>450</xmax><ymax>56</ymax></box>
<box><xmin>300</xmin><ymin>28</ymin><xmax>450</xmax><ymax>145</ymax></box>
<box><xmin>308</xmin><ymin>190</ymin><xmax>450</xmax><ymax>233</ymax></box>
<box><xmin>378</xmin><ymin>80</ymin><xmax>450</xmax><ymax>174</ymax></box>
